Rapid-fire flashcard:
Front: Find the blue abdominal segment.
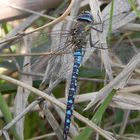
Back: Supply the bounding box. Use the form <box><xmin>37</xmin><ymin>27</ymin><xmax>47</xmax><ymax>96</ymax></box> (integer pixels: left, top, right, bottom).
<box><xmin>63</xmin><ymin>48</ymin><xmax>84</xmax><ymax>140</ymax></box>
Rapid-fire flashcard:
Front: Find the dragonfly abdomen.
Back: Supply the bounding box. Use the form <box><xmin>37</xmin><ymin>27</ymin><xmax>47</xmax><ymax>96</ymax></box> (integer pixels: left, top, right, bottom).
<box><xmin>63</xmin><ymin>48</ymin><xmax>84</xmax><ymax>140</ymax></box>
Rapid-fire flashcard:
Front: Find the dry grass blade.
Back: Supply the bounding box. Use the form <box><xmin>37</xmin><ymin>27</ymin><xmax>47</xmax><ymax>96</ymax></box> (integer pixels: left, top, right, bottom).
<box><xmin>13</xmin><ymin>37</ymin><xmax>32</xmax><ymax>139</ymax></box>
<box><xmin>42</xmin><ymin>107</ymin><xmax>63</xmax><ymax>140</ymax></box>
<box><xmin>89</xmin><ymin>0</ymin><xmax>113</xmax><ymax>81</ymax></box>
<box><xmin>111</xmin><ymin>92</ymin><xmax>140</xmax><ymax>110</ymax></box>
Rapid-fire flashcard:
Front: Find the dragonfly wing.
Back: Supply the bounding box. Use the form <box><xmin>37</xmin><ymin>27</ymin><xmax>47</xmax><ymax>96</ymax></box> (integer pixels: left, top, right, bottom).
<box><xmin>40</xmin><ymin>21</ymin><xmax>74</xmax><ymax>86</ymax></box>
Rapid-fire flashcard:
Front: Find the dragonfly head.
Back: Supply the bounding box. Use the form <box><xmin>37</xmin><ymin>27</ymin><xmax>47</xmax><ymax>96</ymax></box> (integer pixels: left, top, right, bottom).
<box><xmin>77</xmin><ymin>11</ymin><xmax>94</xmax><ymax>23</ymax></box>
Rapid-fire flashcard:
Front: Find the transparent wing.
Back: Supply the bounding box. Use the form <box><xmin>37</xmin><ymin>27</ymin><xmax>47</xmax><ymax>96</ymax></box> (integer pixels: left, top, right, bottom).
<box><xmin>28</xmin><ymin>21</ymin><xmax>74</xmax><ymax>86</ymax></box>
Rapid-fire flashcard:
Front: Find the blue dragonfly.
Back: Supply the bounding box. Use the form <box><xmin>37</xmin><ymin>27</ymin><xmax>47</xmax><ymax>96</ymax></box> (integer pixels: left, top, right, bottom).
<box><xmin>0</xmin><ymin>9</ymin><xmax>131</xmax><ymax>140</ymax></box>
<box><xmin>61</xmin><ymin>11</ymin><xmax>102</xmax><ymax>140</ymax></box>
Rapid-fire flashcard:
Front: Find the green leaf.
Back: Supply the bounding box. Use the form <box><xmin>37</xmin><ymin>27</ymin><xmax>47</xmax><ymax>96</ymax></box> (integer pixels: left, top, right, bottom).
<box><xmin>0</xmin><ymin>92</ymin><xmax>21</xmax><ymax>140</ymax></box>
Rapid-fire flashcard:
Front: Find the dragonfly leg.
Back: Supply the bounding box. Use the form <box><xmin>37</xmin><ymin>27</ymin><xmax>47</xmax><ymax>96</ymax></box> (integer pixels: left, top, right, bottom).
<box><xmin>91</xmin><ymin>27</ymin><xmax>103</xmax><ymax>33</ymax></box>
<box><xmin>90</xmin><ymin>40</ymin><xmax>99</xmax><ymax>48</ymax></box>
<box><xmin>90</xmin><ymin>34</ymin><xmax>107</xmax><ymax>50</ymax></box>
<box><xmin>91</xmin><ymin>41</ymin><xmax>107</xmax><ymax>49</ymax></box>
<box><xmin>92</xmin><ymin>11</ymin><xmax>104</xmax><ymax>33</ymax></box>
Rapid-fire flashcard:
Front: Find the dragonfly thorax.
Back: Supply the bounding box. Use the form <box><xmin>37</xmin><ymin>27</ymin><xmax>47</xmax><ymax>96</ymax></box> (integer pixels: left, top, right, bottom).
<box><xmin>70</xmin><ymin>21</ymin><xmax>92</xmax><ymax>50</ymax></box>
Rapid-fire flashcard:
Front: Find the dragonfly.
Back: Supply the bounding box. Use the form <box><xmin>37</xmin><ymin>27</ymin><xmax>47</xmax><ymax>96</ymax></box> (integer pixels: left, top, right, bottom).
<box><xmin>0</xmin><ymin>9</ymin><xmax>132</xmax><ymax>140</ymax></box>
<box><xmin>61</xmin><ymin>11</ymin><xmax>103</xmax><ymax>140</ymax></box>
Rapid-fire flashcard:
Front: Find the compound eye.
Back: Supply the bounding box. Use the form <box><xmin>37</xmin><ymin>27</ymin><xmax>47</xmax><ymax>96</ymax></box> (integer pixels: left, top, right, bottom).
<box><xmin>77</xmin><ymin>11</ymin><xmax>94</xmax><ymax>23</ymax></box>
